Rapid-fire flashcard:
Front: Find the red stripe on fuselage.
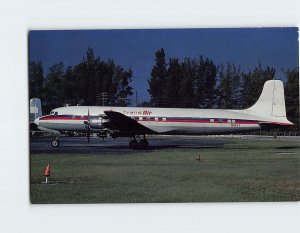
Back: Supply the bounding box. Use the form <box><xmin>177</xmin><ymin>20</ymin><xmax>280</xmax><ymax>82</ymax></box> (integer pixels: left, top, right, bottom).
<box><xmin>258</xmin><ymin>121</ymin><xmax>293</xmax><ymax>126</ymax></box>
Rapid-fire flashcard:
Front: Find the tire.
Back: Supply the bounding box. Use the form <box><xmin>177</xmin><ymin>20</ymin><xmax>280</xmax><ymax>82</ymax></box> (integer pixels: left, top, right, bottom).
<box><xmin>138</xmin><ymin>139</ymin><xmax>149</xmax><ymax>149</ymax></box>
<box><xmin>51</xmin><ymin>140</ymin><xmax>60</xmax><ymax>147</ymax></box>
<box><xmin>129</xmin><ymin>140</ymin><xmax>138</xmax><ymax>149</ymax></box>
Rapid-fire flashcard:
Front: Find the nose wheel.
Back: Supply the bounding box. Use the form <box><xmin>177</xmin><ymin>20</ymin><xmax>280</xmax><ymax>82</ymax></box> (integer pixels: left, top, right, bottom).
<box><xmin>51</xmin><ymin>136</ymin><xmax>60</xmax><ymax>147</ymax></box>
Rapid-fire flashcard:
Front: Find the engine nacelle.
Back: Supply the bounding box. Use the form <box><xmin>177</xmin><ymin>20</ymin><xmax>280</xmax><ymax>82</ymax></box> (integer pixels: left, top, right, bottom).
<box><xmin>89</xmin><ymin>115</ymin><xmax>110</xmax><ymax>129</ymax></box>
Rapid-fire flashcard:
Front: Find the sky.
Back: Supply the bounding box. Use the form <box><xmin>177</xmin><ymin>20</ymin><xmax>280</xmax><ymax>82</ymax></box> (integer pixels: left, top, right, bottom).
<box><xmin>29</xmin><ymin>28</ymin><xmax>299</xmax><ymax>102</ymax></box>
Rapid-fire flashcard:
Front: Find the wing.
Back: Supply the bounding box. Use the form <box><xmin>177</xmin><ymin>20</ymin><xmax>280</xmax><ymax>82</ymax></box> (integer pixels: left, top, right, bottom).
<box><xmin>104</xmin><ymin>111</ymin><xmax>155</xmax><ymax>134</ymax></box>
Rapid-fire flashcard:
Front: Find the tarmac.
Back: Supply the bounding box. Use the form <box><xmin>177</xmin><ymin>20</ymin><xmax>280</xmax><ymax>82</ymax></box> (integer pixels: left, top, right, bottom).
<box><xmin>30</xmin><ymin>134</ymin><xmax>300</xmax><ymax>155</ymax></box>
<box><xmin>30</xmin><ymin>135</ymin><xmax>228</xmax><ymax>155</ymax></box>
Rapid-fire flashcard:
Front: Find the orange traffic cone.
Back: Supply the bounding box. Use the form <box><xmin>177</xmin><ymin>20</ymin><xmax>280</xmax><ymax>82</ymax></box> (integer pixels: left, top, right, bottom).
<box><xmin>44</xmin><ymin>164</ymin><xmax>50</xmax><ymax>183</ymax></box>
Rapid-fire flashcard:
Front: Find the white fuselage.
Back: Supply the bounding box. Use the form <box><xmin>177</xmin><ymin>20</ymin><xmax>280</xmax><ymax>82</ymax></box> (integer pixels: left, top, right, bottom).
<box><xmin>35</xmin><ymin>106</ymin><xmax>287</xmax><ymax>135</ymax></box>
<box><xmin>33</xmin><ymin>80</ymin><xmax>294</xmax><ymax>139</ymax></box>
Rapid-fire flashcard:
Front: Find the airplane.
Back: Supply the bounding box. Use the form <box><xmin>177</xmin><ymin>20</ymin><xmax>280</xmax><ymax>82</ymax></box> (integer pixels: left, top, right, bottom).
<box><xmin>33</xmin><ymin>80</ymin><xmax>293</xmax><ymax>149</ymax></box>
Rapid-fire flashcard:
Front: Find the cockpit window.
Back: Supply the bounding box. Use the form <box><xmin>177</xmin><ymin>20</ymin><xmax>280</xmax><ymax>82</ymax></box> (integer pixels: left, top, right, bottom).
<box><xmin>50</xmin><ymin>111</ymin><xmax>54</xmax><ymax>115</ymax></box>
<box><xmin>54</xmin><ymin>112</ymin><xmax>58</xmax><ymax>116</ymax></box>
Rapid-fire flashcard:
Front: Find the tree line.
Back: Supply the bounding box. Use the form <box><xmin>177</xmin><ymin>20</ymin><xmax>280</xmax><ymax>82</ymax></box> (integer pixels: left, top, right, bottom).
<box><xmin>148</xmin><ymin>48</ymin><xmax>278</xmax><ymax>109</ymax></box>
<box><xmin>29</xmin><ymin>47</ymin><xmax>299</xmax><ymax>130</ymax></box>
<box><xmin>147</xmin><ymin>48</ymin><xmax>299</xmax><ymax>130</ymax></box>
<box><xmin>29</xmin><ymin>48</ymin><xmax>133</xmax><ymax>114</ymax></box>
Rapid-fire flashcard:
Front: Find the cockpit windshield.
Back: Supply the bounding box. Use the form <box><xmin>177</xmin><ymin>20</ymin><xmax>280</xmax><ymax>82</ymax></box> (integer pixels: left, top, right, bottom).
<box><xmin>50</xmin><ymin>110</ymin><xmax>58</xmax><ymax>115</ymax></box>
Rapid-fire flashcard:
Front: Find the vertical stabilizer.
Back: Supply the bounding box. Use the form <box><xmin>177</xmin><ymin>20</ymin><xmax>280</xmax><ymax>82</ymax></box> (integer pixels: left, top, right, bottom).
<box><xmin>30</xmin><ymin>98</ymin><xmax>42</xmax><ymax>122</ymax></box>
<box><xmin>246</xmin><ymin>80</ymin><xmax>286</xmax><ymax>117</ymax></box>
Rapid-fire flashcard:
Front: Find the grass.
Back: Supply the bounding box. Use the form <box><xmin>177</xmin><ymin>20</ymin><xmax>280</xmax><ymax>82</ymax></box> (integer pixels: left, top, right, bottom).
<box><xmin>30</xmin><ymin>138</ymin><xmax>300</xmax><ymax>203</ymax></box>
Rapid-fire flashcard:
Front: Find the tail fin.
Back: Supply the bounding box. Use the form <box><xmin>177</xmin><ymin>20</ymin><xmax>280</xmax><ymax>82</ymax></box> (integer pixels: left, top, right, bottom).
<box><xmin>245</xmin><ymin>80</ymin><xmax>287</xmax><ymax>117</ymax></box>
<box><xmin>244</xmin><ymin>80</ymin><xmax>294</xmax><ymax>127</ymax></box>
<box><xmin>30</xmin><ymin>98</ymin><xmax>42</xmax><ymax>122</ymax></box>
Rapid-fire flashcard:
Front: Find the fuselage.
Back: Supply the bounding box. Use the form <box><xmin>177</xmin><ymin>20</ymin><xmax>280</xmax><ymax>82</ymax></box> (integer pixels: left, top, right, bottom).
<box><xmin>34</xmin><ymin>106</ymin><xmax>291</xmax><ymax>136</ymax></box>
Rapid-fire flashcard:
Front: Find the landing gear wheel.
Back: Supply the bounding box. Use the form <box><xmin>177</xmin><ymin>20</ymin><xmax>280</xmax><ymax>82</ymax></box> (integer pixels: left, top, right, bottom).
<box><xmin>51</xmin><ymin>140</ymin><xmax>60</xmax><ymax>147</ymax></box>
<box><xmin>138</xmin><ymin>139</ymin><xmax>149</xmax><ymax>149</ymax></box>
<box><xmin>129</xmin><ymin>140</ymin><xmax>138</xmax><ymax>149</ymax></box>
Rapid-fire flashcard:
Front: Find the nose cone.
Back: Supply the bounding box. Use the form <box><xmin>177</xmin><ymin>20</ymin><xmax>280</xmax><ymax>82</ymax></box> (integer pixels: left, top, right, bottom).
<box><xmin>34</xmin><ymin>117</ymin><xmax>40</xmax><ymax>126</ymax></box>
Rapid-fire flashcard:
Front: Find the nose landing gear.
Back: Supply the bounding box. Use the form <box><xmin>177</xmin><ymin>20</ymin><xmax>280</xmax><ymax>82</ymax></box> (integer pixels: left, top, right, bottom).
<box><xmin>51</xmin><ymin>135</ymin><xmax>60</xmax><ymax>147</ymax></box>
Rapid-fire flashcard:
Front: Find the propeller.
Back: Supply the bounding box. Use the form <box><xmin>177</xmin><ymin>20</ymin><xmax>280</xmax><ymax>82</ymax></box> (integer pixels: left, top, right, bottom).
<box><xmin>87</xmin><ymin>109</ymin><xmax>91</xmax><ymax>143</ymax></box>
<box><xmin>84</xmin><ymin>109</ymin><xmax>91</xmax><ymax>143</ymax></box>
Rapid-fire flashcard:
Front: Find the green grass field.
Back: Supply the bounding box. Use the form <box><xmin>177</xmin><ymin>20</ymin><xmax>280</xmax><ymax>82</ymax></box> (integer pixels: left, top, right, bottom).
<box><xmin>30</xmin><ymin>138</ymin><xmax>300</xmax><ymax>203</ymax></box>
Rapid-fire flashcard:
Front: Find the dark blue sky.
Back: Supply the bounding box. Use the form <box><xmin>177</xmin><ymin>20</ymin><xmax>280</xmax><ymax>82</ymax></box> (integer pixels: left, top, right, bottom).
<box><xmin>29</xmin><ymin>28</ymin><xmax>299</xmax><ymax>102</ymax></box>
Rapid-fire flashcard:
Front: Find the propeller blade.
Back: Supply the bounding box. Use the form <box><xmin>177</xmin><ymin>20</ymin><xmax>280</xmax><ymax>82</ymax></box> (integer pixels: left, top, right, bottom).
<box><xmin>87</xmin><ymin>127</ymin><xmax>90</xmax><ymax>143</ymax></box>
<box><xmin>87</xmin><ymin>108</ymin><xmax>90</xmax><ymax>143</ymax></box>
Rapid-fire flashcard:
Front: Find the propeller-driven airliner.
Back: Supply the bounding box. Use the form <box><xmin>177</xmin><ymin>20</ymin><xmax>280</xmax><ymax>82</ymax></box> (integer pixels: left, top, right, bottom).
<box><xmin>33</xmin><ymin>80</ymin><xmax>293</xmax><ymax>149</ymax></box>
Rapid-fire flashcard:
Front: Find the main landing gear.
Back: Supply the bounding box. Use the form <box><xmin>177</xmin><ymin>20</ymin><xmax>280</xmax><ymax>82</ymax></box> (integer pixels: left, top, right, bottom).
<box><xmin>129</xmin><ymin>135</ymin><xmax>149</xmax><ymax>149</ymax></box>
<box><xmin>51</xmin><ymin>135</ymin><xmax>60</xmax><ymax>147</ymax></box>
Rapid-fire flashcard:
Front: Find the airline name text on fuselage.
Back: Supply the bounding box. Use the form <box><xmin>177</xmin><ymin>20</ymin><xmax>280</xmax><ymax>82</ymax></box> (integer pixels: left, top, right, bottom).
<box><xmin>123</xmin><ymin>110</ymin><xmax>153</xmax><ymax>116</ymax></box>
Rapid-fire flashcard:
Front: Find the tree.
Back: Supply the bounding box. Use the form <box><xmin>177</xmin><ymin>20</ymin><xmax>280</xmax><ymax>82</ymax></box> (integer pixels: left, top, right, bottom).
<box><xmin>241</xmin><ymin>62</ymin><xmax>275</xmax><ymax>108</ymax></box>
<box><xmin>148</xmin><ymin>52</ymin><xmax>218</xmax><ymax>108</ymax></box>
<box><xmin>81</xmin><ymin>47</ymin><xmax>97</xmax><ymax>105</ymax></box>
<box><xmin>62</xmin><ymin>66</ymin><xmax>76</xmax><ymax>105</ymax></box>
<box><xmin>29</xmin><ymin>61</ymin><xmax>44</xmax><ymax>99</ymax></box>
<box><xmin>217</xmin><ymin>63</ymin><xmax>242</xmax><ymax>109</ymax></box>
<box><xmin>148</xmin><ymin>48</ymin><xmax>168</xmax><ymax>106</ymax></box>
<box><xmin>45</xmin><ymin>62</ymin><xmax>64</xmax><ymax>105</ymax></box>
<box><xmin>72</xmin><ymin>48</ymin><xmax>134</xmax><ymax>106</ymax></box>
<box><xmin>99</xmin><ymin>59</ymin><xmax>114</xmax><ymax>105</ymax></box>
<box><xmin>29</xmin><ymin>47</ymin><xmax>134</xmax><ymax>111</ymax></box>
<box><xmin>165</xmin><ymin>58</ymin><xmax>183</xmax><ymax>107</ymax></box>
<box><xmin>179</xmin><ymin>58</ymin><xmax>197</xmax><ymax>107</ymax></box>
<box><xmin>284</xmin><ymin>67</ymin><xmax>299</xmax><ymax>132</ymax></box>
<box><xmin>231</xmin><ymin>65</ymin><xmax>242</xmax><ymax>108</ymax></box>
<box><xmin>196</xmin><ymin>57</ymin><xmax>217</xmax><ymax>108</ymax></box>
<box><xmin>112</xmin><ymin>66</ymin><xmax>134</xmax><ymax>106</ymax></box>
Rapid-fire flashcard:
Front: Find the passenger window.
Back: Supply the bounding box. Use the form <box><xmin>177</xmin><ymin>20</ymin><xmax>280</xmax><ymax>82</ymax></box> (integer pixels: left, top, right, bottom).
<box><xmin>210</xmin><ymin>119</ymin><xmax>214</xmax><ymax>123</ymax></box>
<box><xmin>162</xmin><ymin>117</ymin><xmax>166</xmax><ymax>122</ymax></box>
